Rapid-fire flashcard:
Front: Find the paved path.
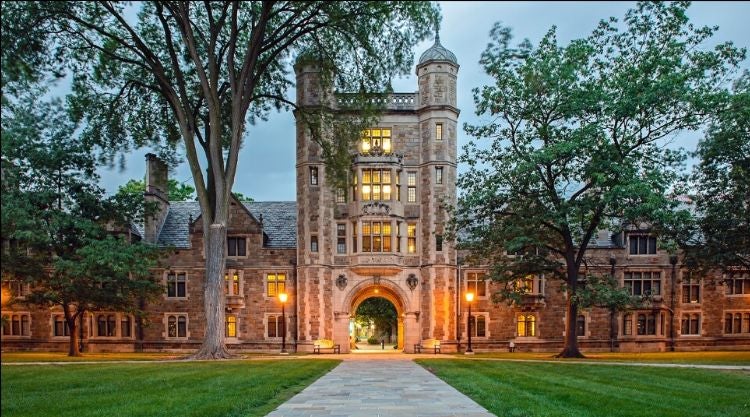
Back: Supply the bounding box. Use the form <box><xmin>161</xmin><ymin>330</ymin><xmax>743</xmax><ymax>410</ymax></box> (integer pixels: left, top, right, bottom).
<box><xmin>264</xmin><ymin>359</ymin><xmax>496</xmax><ymax>417</ymax></box>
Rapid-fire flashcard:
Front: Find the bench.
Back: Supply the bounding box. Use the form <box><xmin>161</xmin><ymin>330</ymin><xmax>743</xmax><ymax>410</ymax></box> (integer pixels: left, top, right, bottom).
<box><xmin>313</xmin><ymin>339</ymin><xmax>340</xmax><ymax>354</ymax></box>
<box><xmin>414</xmin><ymin>338</ymin><xmax>441</xmax><ymax>354</ymax></box>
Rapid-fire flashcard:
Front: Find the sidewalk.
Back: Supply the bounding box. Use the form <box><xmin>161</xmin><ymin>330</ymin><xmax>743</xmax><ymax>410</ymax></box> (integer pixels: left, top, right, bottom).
<box><xmin>264</xmin><ymin>359</ymin><xmax>495</xmax><ymax>417</ymax></box>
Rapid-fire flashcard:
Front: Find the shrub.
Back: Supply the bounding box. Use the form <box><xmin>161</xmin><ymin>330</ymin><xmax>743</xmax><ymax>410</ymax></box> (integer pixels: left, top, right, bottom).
<box><xmin>367</xmin><ymin>336</ymin><xmax>379</xmax><ymax>345</ymax></box>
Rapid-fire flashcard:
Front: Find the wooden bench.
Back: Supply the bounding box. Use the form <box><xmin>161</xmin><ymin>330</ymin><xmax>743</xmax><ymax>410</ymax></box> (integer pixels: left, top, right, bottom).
<box><xmin>414</xmin><ymin>338</ymin><xmax>441</xmax><ymax>354</ymax></box>
<box><xmin>313</xmin><ymin>339</ymin><xmax>340</xmax><ymax>354</ymax></box>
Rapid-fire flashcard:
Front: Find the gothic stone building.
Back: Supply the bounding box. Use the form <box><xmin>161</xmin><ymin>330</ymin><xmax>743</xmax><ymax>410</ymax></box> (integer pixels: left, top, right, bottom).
<box><xmin>2</xmin><ymin>37</ymin><xmax>749</xmax><ymax>353</ymax></box>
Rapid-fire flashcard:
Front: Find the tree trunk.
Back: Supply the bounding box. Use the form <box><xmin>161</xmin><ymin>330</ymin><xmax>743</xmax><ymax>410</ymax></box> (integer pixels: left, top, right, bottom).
<box><xmin>190</xmin><ymin>223</ymin><xmax>233</xmax><ymax>359</ymax></box>
<box><xmin>557</xmin><ymin>299</ymin><xmax>584</xmax><ymax>358</ymax></box>
<box><xmin>67</xmin><ymin>320</ymin><xmax>80</xmax><ymax>357</ymax></box>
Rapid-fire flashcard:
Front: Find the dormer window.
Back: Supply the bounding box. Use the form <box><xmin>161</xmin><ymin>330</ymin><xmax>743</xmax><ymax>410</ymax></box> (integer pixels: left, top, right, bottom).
<box><xmin>629</xmin><ymin>234</ymin><xmax>656</xmax><ymax>255</ymax></box>
<box><xmin>361</xmin><ymin>128</ymin><xmax>391</xmax><ymax>153</ymax></box>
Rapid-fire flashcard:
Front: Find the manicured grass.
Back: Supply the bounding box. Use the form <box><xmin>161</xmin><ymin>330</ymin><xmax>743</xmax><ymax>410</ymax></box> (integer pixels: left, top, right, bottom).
<box><xmin>0</xmin><ymin>352</ymin><xmax>181</xmax><ymax>362</ymax></box>
<box><xmin>2</xmin><ymin>359</ymin><xmax>340</xmax><ymax>417</ymax></box>
<box><xmin>417</xmin><ymin>359</ymin><xmax>750</xmax><ymax>417</ymax></box>
<box><xmin>455</xmin><ymin>350</ymin><xmax>750</xmax><ymax>365</ymax></box>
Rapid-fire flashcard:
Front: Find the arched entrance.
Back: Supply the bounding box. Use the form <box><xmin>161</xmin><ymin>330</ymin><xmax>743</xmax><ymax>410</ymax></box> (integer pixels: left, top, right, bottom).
<box><xmin>335</xmin><ymin>278</ymin><xmax>418</xmax><ymax>353</ymax></box>
<box><xmin>351</xmin><ymin>294</ymin><xmax>404</xmax><ymax>352</ymax></box>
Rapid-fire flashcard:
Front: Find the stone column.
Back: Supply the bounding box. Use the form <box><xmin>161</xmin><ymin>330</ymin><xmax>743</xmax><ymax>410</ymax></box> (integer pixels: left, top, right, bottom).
<box><xmin>334</xmin><ymin>311</ymin><xmax>351</xmax><ymax>353</ymax></box>
<box><xmin>403</xmin><ymin>311</ymin><xmax>421</xmax><ymax>353</ymax></box>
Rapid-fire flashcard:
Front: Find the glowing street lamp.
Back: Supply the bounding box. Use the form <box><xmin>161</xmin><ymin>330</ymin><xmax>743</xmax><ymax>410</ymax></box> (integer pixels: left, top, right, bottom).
<box><xmin>465</xmin><ymin>292</ymin><xmax>474</xmax><ymax>355</ymax></box>
<box><xmin>279</xmin><ymin>292</ymin><xmax>288</xmax><ymax>354</ymax></box>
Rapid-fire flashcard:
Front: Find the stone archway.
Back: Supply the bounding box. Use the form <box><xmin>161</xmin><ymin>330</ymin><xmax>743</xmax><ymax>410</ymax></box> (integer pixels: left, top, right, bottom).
<box><xmin>335</xmin><ymin>278</ymin><xmax>420</xmax><ymax>353</ymax></box>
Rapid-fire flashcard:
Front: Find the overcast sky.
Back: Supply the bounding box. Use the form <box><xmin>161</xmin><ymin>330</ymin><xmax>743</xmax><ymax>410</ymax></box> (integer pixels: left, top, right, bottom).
<box><xmin>96</xmin><ymin>1</ymin><xmax>750</xmax><ymax>201</ymax></box>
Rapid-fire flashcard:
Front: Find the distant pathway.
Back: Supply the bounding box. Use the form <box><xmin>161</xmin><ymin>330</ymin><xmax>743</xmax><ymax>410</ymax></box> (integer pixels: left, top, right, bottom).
<box><xmin>263</xmin><ymin>359</ymin><xmax>496</xmax><ymax>417</ymax></box>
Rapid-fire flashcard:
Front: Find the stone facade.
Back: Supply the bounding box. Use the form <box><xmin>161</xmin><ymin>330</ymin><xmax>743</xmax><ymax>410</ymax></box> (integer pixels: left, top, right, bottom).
<box><xmin>2</xmin><ymin>37</ymin><xmax>749</xmax><ymax>353</ymax></box>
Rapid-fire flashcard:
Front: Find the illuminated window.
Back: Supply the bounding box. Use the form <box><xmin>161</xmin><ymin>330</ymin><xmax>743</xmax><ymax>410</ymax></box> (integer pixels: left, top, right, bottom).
<box><xmin>624</xmin><ymin>272</ymin><xmax>661</xmax><ymax>296</ymax></box>
<box><xmin>517</xmin><ymin>314</ymin><xmax>536</xmax><ymax>337</ymax></box>
<box><xmin>629</xmin><ymin>235</ymin><xmax>657</xmax><ymax>255</ymax></box>
<box><xmin>396</xmin><ymin>222</ymin><xmax>402</xmax><ymax>252</ymax></box>
<box><xmin>167</xmin><ymin>315</ymin><xmax>187</xmax><ymax>338</ymax></box>
<box><xmin>466</xmin><ymin>272</ymin><xmax>486</xmax><ymax>297</ymax></box>
<box><xmin>681</xmin><ymin>314</ymin><xmax>700</xmax><ymax>335</ymax></box>
<box><xmin>517</xmin><ymin>275</ymin><xmax>544</xmax><ymax>295</ymax></box>
<box><xmin>396</xmin><ymin>172</ymin><xmax>401</xmax><ymax>201</ymax></box>
<box><xmin>407</xmin><ymin>223</ymin><xmax>417</xmax><ymax>254</ymax></box>
<box><xmin>361</xmin><ymin>128</ymin><xmax>392</xmax><ymax>153</ymax></box>
<box><xmin>226</xmin><ymin>314</ymin><xmax>237</xmax><ymax>338</ymax></box>
<box><xmin>623</xmin><ymin>313</ymin><xmax>633</xmax><ymax>335</ymax></box>
<box><xmin>361</xmin><ymin>169</ymin><xmax>391</xmax><ymax>201</ymax></box>
<box><xmin>337</xmin><ymin>224</ymin><xmax>347</xmax><ymax>254</ymax></box>
<box><xmin>435</xmin><ymin>167</ymin><xmax>443</xmax><ymax>184</ymax></box>
<box><xmin>224</xmin><ymin>272</ymin><xmax>240</xmax><ymax>296</ymax></box>
<box><xmin>311</xmin><ymin>235</ymin><xmax>318</xmax><ymax>252</ymax></box>
<box><xmin>310</xmin><ymin>167</ymin><xmax>318</xmax><ymax>185</ymax></box>
<box><xmin>267</xmin><ymin>315</ymin><xmax>284</xmax><ymax>338</ymax></box>
<box><xmin>435</xmin><ymin>123</ymin><xmax>443</xmax><ymax>141</ymax></box>
<box><xmin>267</xmin><ymin>273</ymin><xmax>286</xmax><ymax>297</ymax></box>
<box><xmin>362</xmin><ymin>221</ymin><xmax>392</xmax><ymax>252</ymax></box>
<box><xmin>682</xmin><ymin>277</ymin><xmax>700</xmax><ymax>303</ymax></box>
<box><xmin>227</xmin><ymin>237</ymin><xmax>246</xmax><ymax>257</ymax></box>
<box><xmin>576</xmin><ymin>315</ymin><xmax>586</xmax><ymax>337</ymax></box>
<box><xmin>53</xmin><ymin>315</ymin><xmax>69</xmax><ymax>337</ymax></box>
<box><xmin>352</xmin><ymin>171</ymin><xmax>358</xmax><ymax>202</ymax></box>
<box><xmin>637</xmin><ymin>313</ymin><xmax>657</xmax><ymax>335</ymax></box>
<box><xmin>468</xmin><ymin>314</ymin><xmax>486</xmax><ymax>337</ymax></box>
<box><xmin>407</xmin><ymin>172</ymin><xmax>417</xmax><ymax>202</ymax></box>
<box><xmin>726</xmin><ymin>271</ymin><xmax>750</xmax><ymax>295</ymax></box>
<box><xmin>167</xmin><ymin>272</ymin><xmax>187</xmax><ymax>298</ymax></box>
<box><xmin>336</xmin><ymin>187</ymin><xmax>346</xmax><ymax>203</ymax></box>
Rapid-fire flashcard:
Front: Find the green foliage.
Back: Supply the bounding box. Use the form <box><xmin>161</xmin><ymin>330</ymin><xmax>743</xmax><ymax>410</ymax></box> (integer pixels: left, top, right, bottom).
<box><xmin>117</xmin><ymin>178</ymin><xmax>196</xmax><ymax>202</ymax></box>
<box><xmin>231</xmin><ymin>191</ymin><xmax>254</xmax><ymax>202</ymax></box>
<box><xmin>453</xmin><ymin>1</ymin><xmax>745</xmax><ymax>356</ymax></box>
<box><xmin>355</xmin><ymin>297</ymin><xmax>397</xmax><ymax>339</ymax></box>
<box><xmin>683</xmin><ymin>71</ymin><xmax>750</xmax><ymax>271</ymax></box>
<box><xmin>367</xmin><ymin>336</ymin><xmax>379</xmax><ymax>345</ymax></box>
<box><xmin>1</xmin><ymin>93</ymin><xmax>163</xmax><ymax>354</ymax></box>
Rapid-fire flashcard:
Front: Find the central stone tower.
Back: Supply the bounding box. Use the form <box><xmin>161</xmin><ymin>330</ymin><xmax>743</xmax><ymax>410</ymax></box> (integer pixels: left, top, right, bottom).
<box><xmin>294</xmin><ymin>34</ymin><xmax>460</xmax><ymax>353</ymax></box>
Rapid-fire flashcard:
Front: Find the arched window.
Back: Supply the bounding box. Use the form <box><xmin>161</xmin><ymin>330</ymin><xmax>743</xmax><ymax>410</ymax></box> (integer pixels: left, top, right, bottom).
<box><xmin>517</xmin><ymin>314</ymin><xmax>536</xmax><ymax>337</ymax></box>
<box><xmin>98</xmin><ymin>315</ymin><xmax>107</xmax><ymax>336</ymax></box>
<box><xmin>107</xmin><ymin>315</ymin><xmax>116</xmax><ymax>336</ymax></box>
<box><xmin>177</xmin><ymin>316</ymin><xmax>187</xmax><ymax>338</ymax></box>
<box><xmin>121</xmin><ymin>316</ymin><xmax>131</xmax><ymax>338</ymax></box>
<box><xmin>226</xmin><ymin>315</ymin><xmax>237</xmax><ymax>338</ymax></box>
<box><xmin>168</xmin><ymin>315</ymin><xmax>177</xmax><ymax>338</ymax></box>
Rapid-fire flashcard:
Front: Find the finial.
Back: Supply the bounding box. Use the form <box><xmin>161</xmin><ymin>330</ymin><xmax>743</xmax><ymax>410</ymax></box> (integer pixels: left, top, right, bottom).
<box><xmin>434</xmin><ymin>21</ymin><xmax>440</xmax><ymax>44</ymax></box>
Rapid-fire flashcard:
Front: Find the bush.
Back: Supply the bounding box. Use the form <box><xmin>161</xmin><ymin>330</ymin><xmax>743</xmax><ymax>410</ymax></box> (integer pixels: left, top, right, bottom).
<box><xmin>367</xmin><ymin>336</ymin><xmax>379</xmax><ymax>345</ymax></box>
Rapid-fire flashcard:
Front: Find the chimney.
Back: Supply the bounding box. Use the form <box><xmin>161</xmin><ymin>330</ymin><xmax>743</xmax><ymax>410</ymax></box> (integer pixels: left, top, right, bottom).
<box><xmin>144</xmin><ymin>153</ymin><xmax>170</xmax><ymax>243</ymax></box>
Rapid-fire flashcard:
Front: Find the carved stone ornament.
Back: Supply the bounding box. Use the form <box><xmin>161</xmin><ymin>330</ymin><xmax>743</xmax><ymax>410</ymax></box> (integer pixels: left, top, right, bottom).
<box><xmin>373</xmin><ymin>276</ymin><xmax>381</xmax><ymax>285</ymax></box>
<box><xmin>362</xmin><ymin>202</ymin><xmax>391</xmax><ymax>216</ymax></box>
<box><xmin>336</xmin><ymin>274</ymin><xmax>347</xmax><ymax>291</ymax></box>
<box><xmin>406</xmin><ymin>274</ymin><xmax>418</xmax><ymax>291</ymax></box>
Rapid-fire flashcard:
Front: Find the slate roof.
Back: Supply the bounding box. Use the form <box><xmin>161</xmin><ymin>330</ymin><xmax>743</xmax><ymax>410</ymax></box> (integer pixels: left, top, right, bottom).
<box><xmin>418</xmin><ymin>33</ymin><xmax>457</xmax><ymax>65</ymax></box>
<box><xmin>153</xmin><ymin>201</ymin><xmax>296</xmax><ymax>249</ymax></box>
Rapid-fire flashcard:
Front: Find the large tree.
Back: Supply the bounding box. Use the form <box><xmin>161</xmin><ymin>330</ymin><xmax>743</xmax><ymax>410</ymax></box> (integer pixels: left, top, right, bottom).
<box><xmin>453</xmin><ymin>1</ymin><xmax>745</xmax><ymax>357</ymax></box>
<box><xmin>355</xmin><ymin>297</ymin><xmax>398</xmax><ymax>343</ymax></box>
<box><xmin>683</xmin><ymin>71</ymin><xmax>750</xmax><ymax>271</ymax></box>
<box><xmin>3</xmin><ymin>1</ymin><xmax>439</xmax><ymax>358</ymax></box>
<box><xmin>1</xmin><ymin>95</ymin><xmax>162</xmax><ymax>356</ymax></box>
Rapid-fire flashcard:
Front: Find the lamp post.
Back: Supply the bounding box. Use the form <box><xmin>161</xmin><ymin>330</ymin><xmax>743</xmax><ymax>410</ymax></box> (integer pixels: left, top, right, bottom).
<box><xmin>279</xmin><ymin>292</ymin><xmax>288</xmax><ymax>354</ymax></box>
<box><xmin>465</xmin><ymin>292</ymin><xmax>474</xmax><ymax>355</ymax></box>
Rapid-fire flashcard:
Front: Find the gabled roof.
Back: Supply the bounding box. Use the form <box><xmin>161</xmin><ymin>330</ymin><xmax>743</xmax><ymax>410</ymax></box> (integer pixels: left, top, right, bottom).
<box><xmin>154</xmin><ymin>201</ymin><xmax>296</xmax><ymax>249</ymax></box>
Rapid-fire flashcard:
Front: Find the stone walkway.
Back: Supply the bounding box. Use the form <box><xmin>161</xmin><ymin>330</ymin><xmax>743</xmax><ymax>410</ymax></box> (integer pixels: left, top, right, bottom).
<box><xmin>264</xmin><ymin>359</ymin><xmax>496</xmax><ymax>417</ymax></box>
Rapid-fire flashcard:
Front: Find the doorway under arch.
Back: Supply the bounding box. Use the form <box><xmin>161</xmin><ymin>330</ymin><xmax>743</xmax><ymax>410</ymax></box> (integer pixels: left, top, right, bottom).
<box><xmin>352</xmin><ymin>296</ymin><xmax>401</xmax><ymax>351</ymax></box>
<box><xmin>348</xmin><ymin>284</ymin><xmax>406</xmax><ymax>352</ymax></box>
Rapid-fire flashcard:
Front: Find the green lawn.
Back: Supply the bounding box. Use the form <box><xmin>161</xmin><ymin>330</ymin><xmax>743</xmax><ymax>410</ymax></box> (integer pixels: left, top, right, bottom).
<box><xmin>2</xmin><ymin>359</ymin><xmax>340</xmax><ymax>417</ymax></box>
<box><xmin>418</xmin><ymin>359</ymin><xmax>750</xmax><ymax>417</ymax></box>
<box><xmin>0</xmin><ymin>352</ymin><xmax>181</xmax><ymax>362</ymax></box>
<box><xmin>454</xmin><ymin>350</ymin><xmax>750</xmax><ymax>365</ymax></box>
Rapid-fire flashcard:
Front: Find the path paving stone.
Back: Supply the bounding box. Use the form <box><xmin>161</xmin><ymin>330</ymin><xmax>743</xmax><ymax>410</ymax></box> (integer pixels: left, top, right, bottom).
<box><xmin>264</xmin><ymin>359</ymin><xmax>496</xmax><ymax>417</ymax></box>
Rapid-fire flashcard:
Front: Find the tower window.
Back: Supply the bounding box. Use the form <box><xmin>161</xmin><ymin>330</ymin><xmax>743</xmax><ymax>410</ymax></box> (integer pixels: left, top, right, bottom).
<box><xmin>407</xmin><ymin>172</ymin><xmax>417</xmax><ymax>203</ymax></box>
<box><xmin>407</xmin><ymin>223</ymin><xmax>417</xmax><ymax>254</ymax></box>
<box><xmin>311</xmin><ymin>235</ymin><xmax>318</xmax><ymax>252</ymax></box>
<box><xmin>436</xmin><ymin>123</ymin><xmax>443</xmax><ymax>141</ymax></box>
<box><xmin>436</xmin><ymin>234</ymin><xmax>443</xmax><ymax>252</ymax></box>
<box><xmin>310</xmin><ymin>167</ymin><xmax>318</xmax><ymax>185</ymax></box>
<box><xmin>337</xmin><ymin>224</ymin><xmax>347</xmax><ymax>254</ymax></box>
<box><xmin>361</xmin><ymin>128</ymin><xmax>392</xmax><ymax>153</ymax></box>
<box><xmin>435</xmin><ymin>167</ymin><xmax>443</xmax><ymax>184</ymax></box>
